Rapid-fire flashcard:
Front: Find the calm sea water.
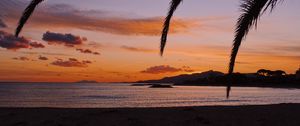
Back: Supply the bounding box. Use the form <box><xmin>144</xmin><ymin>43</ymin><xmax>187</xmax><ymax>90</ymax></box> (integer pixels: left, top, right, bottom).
<box><xmin>0</xmin><ymin>83</ymin><xmax>300</xmax><ymax>108</ymax></box>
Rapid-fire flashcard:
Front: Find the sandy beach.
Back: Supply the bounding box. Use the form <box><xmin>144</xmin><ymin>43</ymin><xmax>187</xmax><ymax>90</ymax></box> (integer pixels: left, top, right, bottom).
<box><xmin>1</xmin><ymin>103</ymin><xmax>300</xmax><ymax>126</ymax></box>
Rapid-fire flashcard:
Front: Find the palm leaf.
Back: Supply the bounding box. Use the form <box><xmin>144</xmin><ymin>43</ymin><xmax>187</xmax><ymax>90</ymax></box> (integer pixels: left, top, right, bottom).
<box><xmin>228</xmin><ymin>0</ymin><xmax>281</xmax><ymax>98</ymax></box>
<box><xmin>15</xmin><ymin>0</ymin><xmax>44</xmax><ymax>37</ymax></box>
<box><xmin>160</xmin><ymin>0</ymin><xmax>182</xmax><ymax>56</ymax></box>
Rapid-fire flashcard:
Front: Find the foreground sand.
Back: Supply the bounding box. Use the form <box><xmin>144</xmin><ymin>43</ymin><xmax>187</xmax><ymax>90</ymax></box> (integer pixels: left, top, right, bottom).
<box><xmin>1</xmin><ymin>104</ymin><xmax>300</xmax><ymax>126</ymax></box>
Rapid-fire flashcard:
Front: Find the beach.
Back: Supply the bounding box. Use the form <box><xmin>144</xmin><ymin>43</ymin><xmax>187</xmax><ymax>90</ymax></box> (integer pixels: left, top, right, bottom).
<box><xmin>1</xmin><ymin>103</ymin><xmax>300</xmax><ymax>126</ymax></box>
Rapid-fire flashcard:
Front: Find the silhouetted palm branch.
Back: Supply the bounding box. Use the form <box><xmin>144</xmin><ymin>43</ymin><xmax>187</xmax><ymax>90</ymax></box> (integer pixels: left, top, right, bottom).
<box><xmin>228</xmin><ymin>0</ymin><xmax>281</xmax><ymax>98</ymax></box>
<box><xmin>15</xmin><ymin>0</ymin><xmax>44</xmax><ymax>37</ymax></box>
<box><xmin>160</xmin><ymin>0</ymin><xmax>182</xmax><ymax>56</ymax></box>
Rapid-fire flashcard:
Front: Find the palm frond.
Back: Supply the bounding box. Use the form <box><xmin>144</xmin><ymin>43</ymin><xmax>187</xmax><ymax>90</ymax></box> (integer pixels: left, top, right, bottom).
<box><xmin>160</xmin><ymin>0</ymin><xmax>182</xmax><ymax>56</ymax></box>
<box><xmin>15</xmin><ymin>0</ymin><xmax>44</xmax><ymax>37</ymax></box>
<box><xmin>228</xmin><ymin>0</ymin><xmax>281</xmax><ymax>98</ymax></box>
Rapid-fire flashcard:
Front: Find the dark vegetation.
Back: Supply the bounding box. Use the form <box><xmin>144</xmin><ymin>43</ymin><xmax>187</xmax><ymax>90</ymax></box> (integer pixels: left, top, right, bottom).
<box><xmin>138</xmin><ymin>68</ymin><xmax>300</xmax><ymax>88</ymax></box>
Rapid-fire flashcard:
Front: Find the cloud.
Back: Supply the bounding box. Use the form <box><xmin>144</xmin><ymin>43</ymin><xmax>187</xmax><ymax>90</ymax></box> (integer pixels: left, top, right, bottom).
<box><xmin>141</xmin><ymin>65</ymin><xmax>195</xmax><ymax>74</ymax></box>
<box><xmin>93</xmin><ymin>52</ymin><xmax>100</xmax><ymax>55</ymax></box>
<box><xmin>0</xmin><ymin>30</ymin><xmax>45</xmax><ymax>50</ymax></box>
<box><xmin>12</xmin><ymin>56</ymin><xmax>30</xmax><ymax>61</ymax></box>
<box><xmin>140</xmin><ymin>65</ymin><xmax>178</xmax><ymax>74</ymax></box>
<box><xmin>181</xmin><ymin>66</ymin><xmax>195</xmax><ymax>73</ymax></box>
<box><xmin>42</xmin><ymin>31</ymin><xmax>86</xmax><ymax>47</ymax></box>
<box><xmin>51</xmin><ymin>58</ymin><xmax>92</xmax><ymax>68</ymax></box>
<box><xmin>76</xmin><ymin>48</ymin><xmax>100</xmax><ymax>55</ymax></box>
<box><xmin>0</xmin><ymin>19</ymin><xmax>6</xmax><ymax>28</ymax></box>
<box><xmin>29</xmin><ymin>42</ymin><xmax>45</xmax><ymax>48</ymax></box>
<box><xmin>21</xmin><ymin>51</ymin><xmax>71</xmax><ymax>56</ymax></box>
<box><xmin>38</xmin><ymin>56</ymin><xmax>48</xmax><ymax>60</ymax></box>
<box><xmin>0</xmin><ymin>2</ymin><xmax>197</xmax><ymax>36</ymax></box>
<box><xmin>120</xmin><ymin>45</ymin><xmax>154</xmax><ymax>53</ymax></box>
<box><xmin>235</xmin><ymin>61</ymin><xmax>252</xmax><ymax>65</ymax></box>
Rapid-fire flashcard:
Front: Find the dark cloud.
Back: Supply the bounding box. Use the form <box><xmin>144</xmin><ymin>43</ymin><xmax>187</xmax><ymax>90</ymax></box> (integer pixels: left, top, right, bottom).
<box><xmin>38</xmin><ymin>55</ymin><xmax>48</xmax><ymax>60</ymax></box>
<box><xmin>42</xmin><ymin>31</ymin><xmax>86</xmax><ymax>47</ymax></box>
<box><xmin>21</xmin><ymin>51</ymin><xmax>71</xmax><ymax>56</ymax></box>
<box><xmin>141</xmin><ymin>65</ymin><xmax>182</xmax><ymax>74</ymax></box>
<box><xmin>0</xmin><ymin>30</ymin><xmax>44</xmax><ymax>50</ymax></box>
<box><xmin>77</xmin><ymin>48</ymin><xmax>92</xmax><ymax>53</ymax></box>
<box><xmin>93</xmin><ymin>52</ymin><xmax>100</xmax><ymax>55</ymax></box>
<box><xmin>0</xmin><ymin>19</ymin><xmax>7</xmax><ymax>28</ymax></box>
<box><xmin>236</xmin><ymin>61</ymin><xmax>252</xmax><ymax>65</ymax></box>
<box><xmin>12</xmin><ymin>56</ymin><xmax>30</xmax><ymax>61</ymax></box>
<box><xmin>120</xmin><ymin>45</ymin><xmax>154</xmax><ymax>53</ymax></box>
<box><xmin>76</xmin><ymin>48</ymin><xmax>100</xmax><ymax>55</ymax></box>
<box><xmin>0</xmin><ymin>31</ymin><xmax>29</xmax><ymax>49</ymax></box>
<box><xmin>82</xmin><ymin>60</ymin><xmax>92</xmax><ymax>64</ymax></box>
<box><xmin>141</xmin><ymin>65</ymin><xmax>195</xmax><ymax>74</ymax></box>
<box><xmin>69</xmin><ymin>58</ymin><xmax>78</xmax><ymax>62</ymax></box>
<box><xmin>51</xmin><ymin>58</ymin><xmax>92</xmax><ymax>68</ymax></box>
<box><xmin>30</xmin><ymin>42</ymin><xmax>45</xmax><ymax>48</ymax></box>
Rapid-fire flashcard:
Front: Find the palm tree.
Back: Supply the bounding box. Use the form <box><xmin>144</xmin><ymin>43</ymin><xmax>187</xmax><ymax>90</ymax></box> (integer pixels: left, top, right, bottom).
<box><xmin>257</xmin><ymin>69</ymin><xmax>268</xmax><ymax>76</ymax></box>
<box><xmin>15</xmin><ymin>0</ymin><xmax>44</xmax><ymax>37</ymax></box>
<box><xmin>160</xmin><ymin>0</ymin><xmax>282</xmax><ymax>98</ymax></box>
<box><xmin>296</xmin><ymin>68</ymin><xmax>300</xmax><ymax>79</ymax></box>
<box><xmin>160</xmin><ymin>0</ymin><xmax>182</xmax><ymax>56</ymax></box>
<box><xmin>228</xmin><ymin>0</ymin><xmax>282</xmax><ymax>97</ymax></box>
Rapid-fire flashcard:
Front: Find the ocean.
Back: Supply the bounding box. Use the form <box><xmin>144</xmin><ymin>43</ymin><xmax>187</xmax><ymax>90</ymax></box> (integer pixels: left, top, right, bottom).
<box><xmin>0</xmin><ymin>83</ymin><xmax>300</xmax><ymax>108</ymax></box>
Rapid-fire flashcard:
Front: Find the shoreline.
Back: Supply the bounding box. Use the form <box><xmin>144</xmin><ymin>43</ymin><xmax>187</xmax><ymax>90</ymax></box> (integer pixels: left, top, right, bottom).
<box><xmin>175</xmin><ymin>84</ymin><xmax>300</xmax><ymax>89</ymax></box>
<box><xmin>1</xmin><ymin>103</ymin><xmax>300</xmax><ymax>126</ymax></box>
<box><xmin>133</xmin><ymin>83</ymin><xmax>300</xmax><ymax>89</ymax></box>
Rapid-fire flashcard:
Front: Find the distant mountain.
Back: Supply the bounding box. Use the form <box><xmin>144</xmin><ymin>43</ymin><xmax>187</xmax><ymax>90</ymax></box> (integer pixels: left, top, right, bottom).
<box><xmin>137</xmin><ymin>70</ymin><xmax>224</xmax><ymax>84</ymax></box>
<box><xmin>75</xmin><ymin>80</ymin><xmax>98</xmax><ymax>83</ymax></box>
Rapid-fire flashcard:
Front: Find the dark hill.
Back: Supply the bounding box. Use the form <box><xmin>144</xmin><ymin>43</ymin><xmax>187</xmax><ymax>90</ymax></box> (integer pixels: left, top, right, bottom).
<box><xmin>137</xmin><ymin>70</ymin><xmax>224</xmax><ymax>84</ymax></box>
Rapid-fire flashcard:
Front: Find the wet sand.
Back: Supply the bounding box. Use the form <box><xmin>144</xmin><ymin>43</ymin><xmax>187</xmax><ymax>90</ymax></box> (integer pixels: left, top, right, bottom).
<box><xmin>1</xmin><ymin>103</ymin><xmax>300</xmax><ymax>126</ymax></box>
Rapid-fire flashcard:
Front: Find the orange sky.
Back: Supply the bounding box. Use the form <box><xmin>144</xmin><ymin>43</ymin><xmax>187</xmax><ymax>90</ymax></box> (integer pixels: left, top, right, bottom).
<box><xmin>0</xmin><ymin>0</ymin><xmax>299</xmax><ymax>82</ymax></box>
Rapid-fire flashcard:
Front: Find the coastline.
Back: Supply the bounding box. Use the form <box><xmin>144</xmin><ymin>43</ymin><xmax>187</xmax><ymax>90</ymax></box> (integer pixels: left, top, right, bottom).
<box><xmin>133</xmin><ymin>82</ymin><xmax>300</xmax><ymax>89</ymax></box>
<box><xmin>174</xmin><ymin>83</ymin><xmax>300</xmax><ymax>89</ymax></box>
<box><xmin>1</xmin><ymin>103</ymin><xmax>300</xmax><ymax>126</ymax></box>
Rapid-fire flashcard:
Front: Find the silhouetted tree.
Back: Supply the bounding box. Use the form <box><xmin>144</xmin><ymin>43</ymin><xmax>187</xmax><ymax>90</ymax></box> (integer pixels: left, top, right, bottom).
<box><xmin>228</xmin><ymin>0</ymin><xmax>282</xmax><ymax>97</ymax></box>
<box><xmin>161</xmin><ymin>0</ymin><xmax>284</xmax><ymax>98</ymax></box>
<box><xmin>266</xmin><ymin>70</ymin><xmax>274</xmax><ymax>76</ymax></box>
<box><xmin>257</xmin><ymin>69</ymin><xmax>286</xmax><ymax>77</ymax></box>
<box><xmin>296</xmin><ymin>68</ymin><xmax>300</xmax><ymax>79</ymax></box>
<box><xmin>257</xmin><ymin>69</ymin><xmax>268</xmax><ymax>76</ymax></box>
<box><xmin>273</xmin><ymin>70</ymin><xmax>286</xmax><ymax>76</ymax></box>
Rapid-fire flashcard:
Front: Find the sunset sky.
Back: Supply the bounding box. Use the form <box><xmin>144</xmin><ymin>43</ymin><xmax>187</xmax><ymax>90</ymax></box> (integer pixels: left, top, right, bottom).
<box><xmin>0</xmin><ymin>0</ymin><xmax>299</xmax><ymax>82</ymax></box>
